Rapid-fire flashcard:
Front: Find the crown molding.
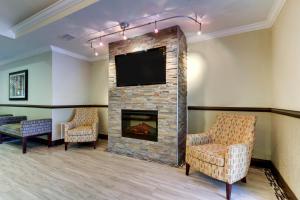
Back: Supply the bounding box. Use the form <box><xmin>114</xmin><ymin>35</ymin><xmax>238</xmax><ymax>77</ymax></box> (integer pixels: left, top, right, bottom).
<box><xmin>187</xmin><ymin>0</ymin><xmax>286</xmax><ymax>43</ymax></box>
<box><xmin>10</xmin><ymin>0</ymin><xmax>99</xmax><ymax>39</ymax></box>
<box><xmin>50</xmin><ymin>46</ymin><xmax>90</xmax><ymax>61</ymax></box>
<box><xmin>0</xmin><ymin>45</ymin><xmax>93</xmax><ymax>68</ymax></box>
<box><xmin>267</xmin><ymin>0</ymin><xmax>286</xmax><ymax>26</ymax></box>
<box><xmin>187</xmin><ymin>20</ymin><xmax>270</xmax><ymax>43</ymax></box>
<box><xmin>0</xmin><ymin>29</ymin><xmax>15</xmax><ymax>39</ymax></box>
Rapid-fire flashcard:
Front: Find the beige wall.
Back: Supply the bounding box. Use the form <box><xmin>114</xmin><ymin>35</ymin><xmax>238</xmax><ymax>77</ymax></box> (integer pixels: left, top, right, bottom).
<box><xmin>88</xmin><ymin>59</ymin><xmax>109</xmax><ymax>135</ymax></box>
<box><xmin>188</xmin><ymin>29</ymin><xmax>272</xmax><ymax>160</ymax></box>
<box><xmin>0</xmin><ymin>52</ymin><xmax>52</xmax><ymax>119</ymax></box>
<box><xmin>90</xmin><ymin>59</ymin><xmax>108</xmax><ymax>104</ymax></box>
<box><xmin>271</xmin><ymin>0</ymin><xmax>300</xmax><ymax>198</ymax></box>
<box><xmin>52</xmin><ymin>51</ymin><xmax>91</xmax><ymax>105</ymax></box>
<box><xmin>51</xmin><ymin>52</ymin><xmax>109</xmax><ymax>139</ymax></box>
<box><xmin>188</xmin><ymin>29</ymin><xmax>272</xmax><ymax>107</ymax></box>
<box><xmin>0</xmin><ymin>52</ymin><xmax>52</xmax><ymax>105</ymax></box>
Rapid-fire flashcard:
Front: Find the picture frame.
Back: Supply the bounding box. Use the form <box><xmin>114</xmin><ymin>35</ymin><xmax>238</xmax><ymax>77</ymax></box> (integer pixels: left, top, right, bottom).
<box><xmin>9</xmin><ymin>70</ymin><xmax>28</xmax><ymax>101</ymax></box>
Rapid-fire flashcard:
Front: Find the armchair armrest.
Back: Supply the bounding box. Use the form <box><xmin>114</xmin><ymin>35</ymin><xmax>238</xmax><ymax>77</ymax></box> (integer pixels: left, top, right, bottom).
<box><xmin>186</xmin><ymin>133</ymin><xmax>212</xmax><ymax>146</ymax></box>
<box><xmin>64</xmin><ymin>121</ymin><xmax>76</xmax><ymax>132</ymax></box>
<box><xmin>0</xmin><ymin>116</ymin><xmax>27</xmax><ymax>126</ymax></box>
<box><xmin>92</xmin><ymin>122</ymin><xmax>99</xmax><ymax>136</ymax></box>
<box><xmin>225</xmin><ymin>143</ymin><xmax>250</xmax><ymax>184</ymax></box>
<box><xmin>21</xmin><ymin>119</ymin><xmax>52</xmax><ymax>137</ymax></box>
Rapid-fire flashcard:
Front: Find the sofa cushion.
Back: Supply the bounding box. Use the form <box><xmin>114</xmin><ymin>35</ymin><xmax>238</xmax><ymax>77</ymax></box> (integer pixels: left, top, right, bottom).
<box><xmin>67</xmin><ymin>126</ymin><xmax>93</xmax><ymax>136</ymax></box>
<box><xmin>0</xmin><ymin>123</ymin><xmax>22</xmax><ymax>137</ymax></box>
<box><xmin>188</xmin><ymin>144</ymin><xmax>227</xmax><ymax>167</ymax></box>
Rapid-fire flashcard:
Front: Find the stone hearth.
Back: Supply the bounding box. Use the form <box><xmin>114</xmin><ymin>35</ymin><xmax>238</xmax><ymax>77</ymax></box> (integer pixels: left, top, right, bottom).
<box><xmin>108</xmin><ymin>26</ymin><xmax>187</xmax><ymax>166</ymax></box>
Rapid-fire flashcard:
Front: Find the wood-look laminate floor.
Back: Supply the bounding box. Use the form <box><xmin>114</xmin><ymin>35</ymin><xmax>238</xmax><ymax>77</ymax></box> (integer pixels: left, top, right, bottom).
<box><xmin>0</xmin><ymin>140</ymin><xmax>276</xmax><ymax>200</ymax></box>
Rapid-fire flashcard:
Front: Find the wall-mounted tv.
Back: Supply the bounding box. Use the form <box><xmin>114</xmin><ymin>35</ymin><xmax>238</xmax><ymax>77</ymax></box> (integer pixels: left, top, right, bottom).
<box><xmin>115</xmin><ymin>46</ymin><xmax>166</xmax><ymax>87</ymax></box>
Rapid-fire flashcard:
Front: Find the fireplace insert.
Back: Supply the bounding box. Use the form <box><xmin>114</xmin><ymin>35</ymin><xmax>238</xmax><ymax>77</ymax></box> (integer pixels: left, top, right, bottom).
<box><xmin>121</xmin><ymin>109</ymin><xmax>158</xmax><ymax>142</ymax></box>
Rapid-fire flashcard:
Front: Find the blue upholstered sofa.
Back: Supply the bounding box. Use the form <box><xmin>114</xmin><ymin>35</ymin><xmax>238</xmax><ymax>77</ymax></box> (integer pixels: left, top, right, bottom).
<box><xmin>0</xmin><ymin>116</ymin><xmax>52</xmax><ymax>154</ymax></box>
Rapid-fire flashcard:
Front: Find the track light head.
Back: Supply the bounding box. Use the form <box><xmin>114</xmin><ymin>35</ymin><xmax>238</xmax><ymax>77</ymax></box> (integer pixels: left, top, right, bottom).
<box><xmin>122</xmin><ymin>30</ymin><xmax>127</xmax><ymax>40</ymax></box>
<box><xmin>154</xmin><ymin>21</ymin><xmax>159</xmax><ymax>34</ymax></box>
<box><xmin>197</xmin><ymin>23</ymin><xmax>202</xmax><ymax>35</ymax></box>
<box><xmin>99</xmin><ymin>37</ymin><xmax>103</xmax><ymax>46</ymax></box>
<box><xmin>93</xmin><ymin>47</ymin><xmax>98</xmax><ymax>56</ymax></box>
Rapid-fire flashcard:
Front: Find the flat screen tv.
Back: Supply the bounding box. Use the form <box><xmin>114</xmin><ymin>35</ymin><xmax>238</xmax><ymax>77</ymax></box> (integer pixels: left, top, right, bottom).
<box><xmin>115</xmin><ymin>46</ymin><xmax>166</xmax><ymax>87</ymax></box>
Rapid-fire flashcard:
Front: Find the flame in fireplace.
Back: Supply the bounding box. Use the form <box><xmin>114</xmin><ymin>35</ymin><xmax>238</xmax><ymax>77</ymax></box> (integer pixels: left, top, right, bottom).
<box><xmin>126</xmin><ymin>122</ymin><xmax>155</xmax><ymax>135</ymax></box>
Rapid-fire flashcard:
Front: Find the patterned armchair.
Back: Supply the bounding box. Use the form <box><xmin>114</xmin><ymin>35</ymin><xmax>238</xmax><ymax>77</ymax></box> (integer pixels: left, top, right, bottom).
<box><xmin>64</xmin><ymin>108</ymin><xmax>99</xmax><ymax>150</ymax></box>
<box><xmin>185</xmin><ymin>113</ymin><xmax>256</xmax><ymax>200</ymax></box>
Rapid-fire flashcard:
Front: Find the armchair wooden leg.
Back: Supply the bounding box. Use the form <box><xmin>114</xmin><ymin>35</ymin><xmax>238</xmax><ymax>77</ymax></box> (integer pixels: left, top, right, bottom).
<box><xmin>186</xmin><ymin>163</ymin><xmax>190</xmax><ymax>176</ymax></box>
<box><xmin>241</xmin><ymin>177</ymin><xmax>247</xmax><ymax>183</ymax></box>
<box><xmin>47</xmin><ymin>133</ymin><xmax>52</xmax><ymax>148</ymax></box>
<box><xmin>65</xmin><ymin>142</ymin><xmax>68</xmax><ymax>151</ymax></box>
<box><xmin>93</xmin><ymin>141</ymin><xmax>97</xmax><ymax>149</ymax></box>
<box><xmin>22</xmin><ymin>137</ymin><xmax>27</xmax><ymax>154</ymax></box>
<box><xmin>226</xmin><ymin>183</ymin><xmax>232</xmax><ymax>200</ymax></box>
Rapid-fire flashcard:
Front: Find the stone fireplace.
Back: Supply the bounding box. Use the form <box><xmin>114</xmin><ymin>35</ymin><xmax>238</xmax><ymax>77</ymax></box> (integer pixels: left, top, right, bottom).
<box><xmin>108</xmin><ymin>26</ymin><xmax>187</xmax><ymax>166</ymax></box>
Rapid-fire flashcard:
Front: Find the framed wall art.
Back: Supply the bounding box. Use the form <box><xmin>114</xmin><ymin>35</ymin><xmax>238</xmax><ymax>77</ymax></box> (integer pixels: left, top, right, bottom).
<box><xmin>9</xmin><ymin>70</ymin><xmax>28</xmax><ymax>101</ymax></box>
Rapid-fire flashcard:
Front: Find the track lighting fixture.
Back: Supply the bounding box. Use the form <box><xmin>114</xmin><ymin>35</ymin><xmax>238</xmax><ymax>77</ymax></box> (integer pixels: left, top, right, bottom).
<box><xmin>89</xmin><ymin>14</ymin><xmax>203</xmax><ymax>56</ymax></box>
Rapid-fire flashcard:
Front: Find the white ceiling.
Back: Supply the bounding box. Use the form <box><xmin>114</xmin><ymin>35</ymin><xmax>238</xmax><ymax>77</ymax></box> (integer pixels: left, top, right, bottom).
<box><xmin>0</xmin><ymin>0</ymin><xmax>284</xmax><ymax>65</ymax></box>
<box><xmin>0</xmin><ymin>0</ymin><xmax>59</xmax><ymax>37</ymax></box>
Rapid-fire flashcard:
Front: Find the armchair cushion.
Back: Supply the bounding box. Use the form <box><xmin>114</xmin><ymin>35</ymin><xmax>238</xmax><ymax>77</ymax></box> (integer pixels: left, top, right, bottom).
<box><xmin>187</xmin><ymin>144</ymin><xmax>226</xmax><ymax>167</ymax></box>
<box><xmin>67</xmin><ymin>126</ymin><xmax>93</xmax><ymax>136</ymax></box>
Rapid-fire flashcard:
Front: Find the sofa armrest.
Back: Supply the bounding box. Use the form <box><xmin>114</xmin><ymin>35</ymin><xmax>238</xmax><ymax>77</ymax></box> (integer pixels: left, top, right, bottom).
<box><xmin>21</xmin><ymin>119</ymin><xmax>52</xmax><ymax>137</ymax></box>
<box><xmin>186</xmin><ymin>133</ymin><xmax>212</xmax><ymax>146</ymax></box>
<box><xmin>0</xmin><ymin>116</ymin><xmax>27</xmax><ymax>126</ymax></box>
<box><xmin>225</xmin><ymin>143</ymin><xmax>250</xmax><ymax>184</ymax></box>
<box><xmin>0</xmin><ymin>114</ymin><xmax>13</xmax><ymax>117</ymax></box>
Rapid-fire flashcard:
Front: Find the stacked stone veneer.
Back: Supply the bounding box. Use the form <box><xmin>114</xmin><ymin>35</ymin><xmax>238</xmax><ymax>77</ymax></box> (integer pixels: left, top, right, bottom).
<box><xmin>108</xmin><ymin>26</ymin><xmax>187</xmax><ymax>166</ymax></box>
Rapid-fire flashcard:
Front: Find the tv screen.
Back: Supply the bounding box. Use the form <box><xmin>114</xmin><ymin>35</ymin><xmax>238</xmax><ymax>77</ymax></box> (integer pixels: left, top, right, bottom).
<box><xmin>115</xmin><ymin>46</ymin><xmax>166</xmax><ymax>87</ymax></box>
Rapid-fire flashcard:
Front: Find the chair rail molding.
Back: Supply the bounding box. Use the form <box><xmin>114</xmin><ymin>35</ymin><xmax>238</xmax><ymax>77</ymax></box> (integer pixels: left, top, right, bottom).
<box><xmin>1</xmin><ymin>104</ymin><xmax>300</xmax><ymax>119</ymax></box>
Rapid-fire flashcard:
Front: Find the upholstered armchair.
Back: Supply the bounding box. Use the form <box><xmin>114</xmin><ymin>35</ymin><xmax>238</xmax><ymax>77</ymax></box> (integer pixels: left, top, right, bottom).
<box><xmin>64</xmin><ymin>108</ymin><xmax>99</xmax><ymax>150</ymax></box>
<box><xmin>185</xmin><ymin>113</ymin><xmax>256</xmax><ymax>200</ymax></box>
